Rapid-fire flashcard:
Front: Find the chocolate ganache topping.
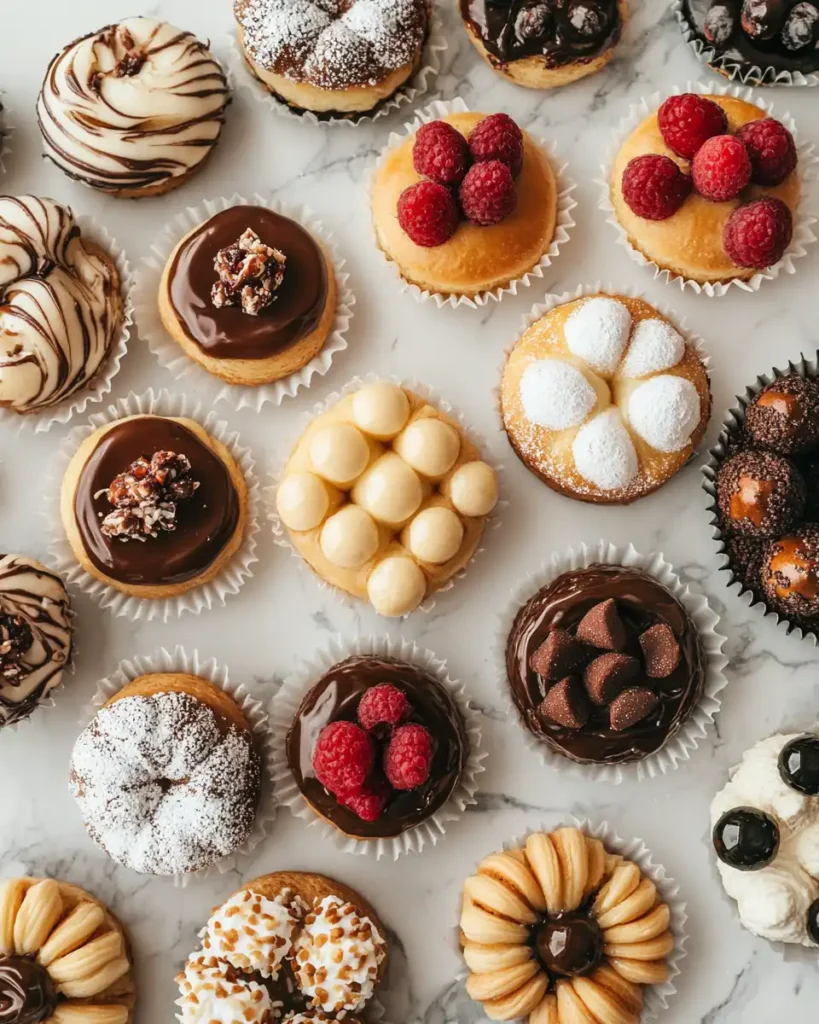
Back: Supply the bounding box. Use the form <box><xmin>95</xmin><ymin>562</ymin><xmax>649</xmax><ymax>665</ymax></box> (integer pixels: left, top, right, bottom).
<box><xmin>169</xmin><ymin>207</ymin><xmax>328</xmax><ymax>360</ymax></box>
<box><xmin>74</xmin><ymin>417</ymin><xmax>240</xmax><ymax>587</ymax></box>
<box><xmin>286</xmin><ymin>656</ymin><xmax>467</xmax><ymax>839</ymax></box>
<box><xmin>0</xmin><ymin>956</ymin><xmax>58</xmax><ymax>1024</ymax></box>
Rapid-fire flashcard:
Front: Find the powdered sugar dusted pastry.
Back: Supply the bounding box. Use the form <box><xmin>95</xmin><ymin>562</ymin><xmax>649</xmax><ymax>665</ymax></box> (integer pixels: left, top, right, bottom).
<box><xmin>500</xmin><ymin>293</ymin><xmax>710</xmax><ymax>504</ymax></box>
<box><xmin>38</xmin><ymin>18</ymin><xmax>229</xmax><ymax>198</ymax></box>
<box><xmin>0</xmin><ymin>196</ymin><xmax>124</xmax><ymax>415</ymax></box>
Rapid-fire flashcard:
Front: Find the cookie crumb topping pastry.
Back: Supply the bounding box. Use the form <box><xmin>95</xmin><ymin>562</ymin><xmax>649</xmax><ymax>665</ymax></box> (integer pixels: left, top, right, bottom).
<box><xmin>461</xmin><ymin>827</ymin><xmax>674</xmax><ymax>1023</ymax></box>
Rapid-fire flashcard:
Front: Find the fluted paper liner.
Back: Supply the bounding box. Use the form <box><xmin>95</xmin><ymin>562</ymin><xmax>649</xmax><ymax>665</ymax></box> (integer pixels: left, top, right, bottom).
<box><xmin>269</xmin><ymin>634</ymin><xmax>486</xmax><ymax>860</ymax></box>
<box><xmin>371</xmin><ymin>97</ymin><xmax>577</xmax><ymax>310</ymax></box>
<box><xmin>598</xmin><ymin>81</ymin><xmax>818</xmax><ymax>297</ymax></box>
<box><xmin>132</xmin><ymin>192</ymin><xmax>355</xmax><ymax>412</ymax></box>
<box><xmin>493</xmin><ymin>540</ymin><xmax>728</xmax><ymax>784</ymax></box>
<box><xmin>81</xmin><ymin>646</ymin><xmax>276</xmax><ymax>888</ymax></box>
<box><xmin>46</xmin><ymin>388</ymin><xmax>260</xmax><ymax>622</ymax></box>
<box><xmin>265</xmin><ymin>372</ymin><xmax>505</xmax><ymax>616</ymax></box>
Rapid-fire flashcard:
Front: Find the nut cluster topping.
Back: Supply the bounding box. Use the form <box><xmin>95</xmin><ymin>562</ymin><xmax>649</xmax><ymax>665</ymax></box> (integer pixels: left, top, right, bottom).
<box><xmin>0</xmin><ymin>614</ymin><xmax>33</xmax><ymax>683</ymax></box>
<box><xmin>98</xmin><ymin>450</ymin><xmax>199</xmax><ymax>542</ymax></box>
<box><xmin>212</xmin><ymin>227</ymin><xmax>286</xmax><ymax>316</ymax></box>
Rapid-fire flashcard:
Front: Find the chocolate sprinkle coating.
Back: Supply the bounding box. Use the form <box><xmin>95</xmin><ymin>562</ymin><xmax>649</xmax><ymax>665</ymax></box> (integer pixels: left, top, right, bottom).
<box><xmin>744</xmin><ymin>375</ymin><xmax>819</xmax><ymax>456</ymax></box>
<box><xmin>716</xmin><ymin>448</ymin><xmax>806</xmax><ymax>538</ymax></box>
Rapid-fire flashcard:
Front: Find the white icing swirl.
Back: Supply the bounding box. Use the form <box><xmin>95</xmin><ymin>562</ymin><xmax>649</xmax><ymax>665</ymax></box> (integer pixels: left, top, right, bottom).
<box><xmin>177</xmin><ymin>955</ymin><xmax>271</xmax><ymax>1024</ymax></box>
<box><xmin>202</xmin><ymin>889</ymin><xmax>303</xmax><ymax>978</ymax></box>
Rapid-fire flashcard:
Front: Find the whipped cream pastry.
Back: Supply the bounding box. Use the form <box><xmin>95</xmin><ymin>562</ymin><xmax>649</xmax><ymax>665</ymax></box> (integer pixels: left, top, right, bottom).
<box><xmin>37</xmin><ymin>18</ymin><xmax>229</xmax><ymax>195</ymax></box>
<box><xmin>0</xmin><ymin>196</ymin><xmax>123</xmax><ymax>413</ymax></box>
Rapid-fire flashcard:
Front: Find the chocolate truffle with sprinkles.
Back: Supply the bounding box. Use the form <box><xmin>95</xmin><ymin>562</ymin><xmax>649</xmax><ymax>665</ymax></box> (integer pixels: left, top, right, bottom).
<box><xmin>725</xmin><ymin>535</ymin><xmax>767</xmax><ymax>593</ymax></box>
<box><xmin>761</xmin><ymin>525</ymin><xmax>819</xmax><ymax>621</ymax></box>
<box><xmin>745</xmin><ymin>375</ymin><xmax>819</xmax><ymax>457</ymax></box>
<box><xmin>717</xmin><ymin>449</ymin><xmax>806</xmax><ymax>538</ymax></box>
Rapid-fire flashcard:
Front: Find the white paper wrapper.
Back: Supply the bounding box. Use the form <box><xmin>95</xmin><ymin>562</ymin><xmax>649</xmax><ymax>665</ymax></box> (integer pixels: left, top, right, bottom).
<box><xmin>671</xmin><ymin>0</ymin><xmax>819</xmax><ymax>88</ymax></box>
<box><xmin>493</xmin><ymin>540</ymin><xmax>728</xmax><ymax>784</ymax></box>
<box><xmin>269</xmin><ymin>634</ymin><xmax>486</xmax><ymax>860</ymax></box>
<box><xmin>265</xmin><ymin>373</ymin><xmax>505</xmax><ymax>616</ymax></box>
<box><xmin>0</xmin><ymin>214</ymin><xmax>133</xmax><ymax>433</ymax></box>
<box><xmin>225</xmin><ymin>2</ymin><xmax>447</xmax><ymax>128</ymax></box>
<box><xmin>79</xmin><ymin>645</ymin><xmax>276</xmax><ymax>888</ymax></box>
<box><xmin>598</xmin><ymin>81</ymin><xmax>819</xmax><ymax>297</ymax></box>
<box><xmin>46</xmin><ymin>388</ymin><xmax>260</xmax><ymax>622</ymax></box>
<box><xmin>371</xmin><ymin>97</ymin><xmax>577</xmax><ymax>309</ymax></box>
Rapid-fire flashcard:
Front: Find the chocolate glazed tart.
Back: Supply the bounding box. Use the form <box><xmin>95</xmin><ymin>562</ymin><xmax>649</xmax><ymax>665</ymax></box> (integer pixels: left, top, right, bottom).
<box><xmin>168</xmin><ymin>206</ymin><xmax>328</xmax><ymax>359</ymax></box>
<box><xmin>506</xmin><ymin>565</ymin><xmax>704</xmax><ymax>764</ymax></box>
<box><xmin>286</xmin><ymin>655</ymin><xmax>468</xmax><ymax>839</ymax></box>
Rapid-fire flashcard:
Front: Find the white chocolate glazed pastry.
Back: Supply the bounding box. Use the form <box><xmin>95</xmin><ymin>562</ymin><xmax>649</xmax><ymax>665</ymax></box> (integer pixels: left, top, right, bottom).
<box><xmin>0</xmin><ymin>196</ymin><xmax>123</xmax><ymax>414</ymax></box>
<box><xmin>37</xmin><ymin>18</ymin><xmax>229</xmax><ymax>197</ymax></box>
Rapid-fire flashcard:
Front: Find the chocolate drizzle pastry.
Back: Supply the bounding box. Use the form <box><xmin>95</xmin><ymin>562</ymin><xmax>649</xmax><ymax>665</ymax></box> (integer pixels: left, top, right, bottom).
<box><xmin>98</xmin><ymin>451</ymin><xmax>199</xmax><ymax>541</ymax></box>
<box><xmin>0</xmin><ymin>956</ymin><xmax>57</xmax><ymax>1024</ymax></box>
<box><xmin>37</xmin><ymin>18</ymin><xmax>229</xmax><ymax>195</ymax></box>
<box><xmin>0</xmin><ymin>196</ymin><xmax>123</xmax><ymax>414</ymax></box>
<box><xmin>212</xmin><ymin>228</ymin><xmax>286</xmax><ymax>315</ymax></box>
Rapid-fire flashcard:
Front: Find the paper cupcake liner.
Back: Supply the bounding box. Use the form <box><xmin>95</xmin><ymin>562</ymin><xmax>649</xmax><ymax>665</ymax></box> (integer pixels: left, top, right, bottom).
<box><xmin>597</xmin><ymin>80</ymin><xmax>819</xmax><ymax>297</ymax></box>
<box><xmin>269</xmin><ymin>634</ymin><xmax>487</xmax><ymax>860</ymax></box>
<box><xmin>265</xmin><ymin>372</ymin><xmax>505</xmax><ymax>616</ymax></box>
<box><xmin>46</xmin><ymin>388</ymin><xmax>260</xmax><ymax>622</ymax></box>
<box><xmin>671</xmin><ymin>0</ymin><xmax>819</xmax><ymax>88</ymax></box>
<box><xmin>371</xmin><ymin>97</ymin><xmax>578</xmax><ymax>310</ymax></box>
<box><xmin>703</xmin><ymin>350</ymin><xmax>819</xmax><ymax>645</ymax></box>
<box><xmin>132</xmin><ymin>192</ymin><xmax>354</xmax><ymax>412</ymax></box>
<box><xmin>80</xmin><ymin>645</ymin><xmax>276</xmax><ymax>888</ymax></box>
<box><xmin>493</xmin><ymin>540</ymin><xmax>728</xmax><ymax>784</ymax></box>
<box><xmin>0</xmin><ymin>214</ymin><xmax>133</xmax><ymax>433</ymax></box>
<box><xmin>225</xmin><ymin>2</ymin><xmax>447</xmax><ymax>128</ymax></box>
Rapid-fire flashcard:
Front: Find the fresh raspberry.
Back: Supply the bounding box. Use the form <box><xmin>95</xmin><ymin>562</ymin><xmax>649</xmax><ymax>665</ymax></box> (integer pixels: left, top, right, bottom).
<box><xmin>621</xmin><ymin>155</ymin><xmax>692</xmax><ymax>221</ymax></box>
<box><xmin>459</xmin><ymin>160</ymin><xmax>517</xmax><ymax>226</ymax></box>
<box><xmin>340</xmin><ymin>779</ymin><xmax>390</xmax><ymax>823</ymax></box>
<box><xmin>357</xmin><ymin>684</ymin><xmax>410</xmax><ymax>732</ymax></box>
<box><xmin>397</xmin><ymin>181</ymin><xmax>459</xmax><ymax>247</ymax></box>
<box><xmin>412</xmin><ymin>120</ymin><xmax>470</xmax><ymax>186</ymax></box>
<box><xmin>383</xmin><ymin>724</ymin><xmax>434</xmax><ymax>791</ymax></box>
<box><xmin>312</xmin><ymin>721</ymin><xmax>375</xmax><ymax>797</ymax></box>
<box><xmin>657</xmin><ymin>93</ymin><xmax>728</xmax><ymax>160</ymax></box>
<box><xmin>692</xmin><ymin>135</ymin><xmax>752</xmax><ymax>201</ymax></box>
<box><xmin>467</xmin><ymin>113</ymin><xmax>524</xmax><ymax>177</ymax></box>
<box><xmin>723</xmin><ymin>197</ymin><xmax>793</xmax><ymax>270</ymax></box>
<box><xmin>735</xmin><ymin>118</ymin><xmax>798</xmax><ymax>187</ymax></box>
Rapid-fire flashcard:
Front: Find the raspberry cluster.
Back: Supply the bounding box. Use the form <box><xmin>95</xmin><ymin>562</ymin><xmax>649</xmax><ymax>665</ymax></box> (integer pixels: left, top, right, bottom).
<box><xmin>621</xmin><ymin>93</ymin><xmax>796</xmax><ymax>270</ymax></box>
<box><xmin>397</xmin><ymin>114</ymin><xmax>524</xmax><ymax>248</ymax></box>
<box><xmin>311</xmin><ymin>683</ymin><xmax>435</xmax><ymax>823</ymax></box>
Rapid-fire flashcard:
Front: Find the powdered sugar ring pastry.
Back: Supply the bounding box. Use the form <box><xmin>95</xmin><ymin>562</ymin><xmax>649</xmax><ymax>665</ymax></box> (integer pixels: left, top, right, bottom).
<box><xmin>0</xmin><ymin>876</ymin><xmax>135</xmax><ymax>1023</ymax></box>
<box><xmin>69</xmin><ymin>673</ymin><xmax>261</xmax><ymax>877</ymax></box>
<box><xmin>501</xmin><ymin>292</ymin><xmax>710</xmax><ymax>504</ymax></box>
<box><xmin>38</xmin><ymin>18</ymin><xmax>229</xmax><ymax>198</ymax></box>
<box><xmin>0</xmin><ymin>196</ymin><xmax>124</xmax><ymax>415</ymax></box>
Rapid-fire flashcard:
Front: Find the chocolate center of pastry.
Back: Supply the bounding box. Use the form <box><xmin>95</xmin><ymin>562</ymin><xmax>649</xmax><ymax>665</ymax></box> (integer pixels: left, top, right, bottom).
<box><xmin>0</xmin><ymin>955</ymin><xmax>58</xmax><ymax>1024</ymax></box>
<box><xmin>534</xmin><ymin>912</ymin><xmax>603</xmax><ymax>978</ymax></box>
<box><xmin>211</xmin><ymin>228</ymin><xmax>286</xmax><ymax>316</ymax></box>
<box><xmin>0</xmin><ymin>616</ymin><xmax>33</xmax><ymax>684</ymax></box>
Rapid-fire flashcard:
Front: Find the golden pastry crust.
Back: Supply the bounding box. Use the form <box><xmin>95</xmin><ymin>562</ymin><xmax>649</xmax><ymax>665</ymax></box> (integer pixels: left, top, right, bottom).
<box><xmin>610</xmin><ymin>95</ymin><xmax>801</xmax><ymax>284</ymax></box>
<box><xmin>372</xmin><ymin>112</ymin><xmax>558</xmax><ymax>298</ymax></box>
<box><xmin>500</xmin><ymin>293</ymin><xmax>711</xmax><ymax>505</ymax></box>
<box><xmin>104</xmin><ymin>673</ymin><xmax>251</xmax><ymax>734</ymax></box>
<box><xmin>59</xmin><ymin>415</ymin><xmax>249</xmax><ymax>600</ymax></box>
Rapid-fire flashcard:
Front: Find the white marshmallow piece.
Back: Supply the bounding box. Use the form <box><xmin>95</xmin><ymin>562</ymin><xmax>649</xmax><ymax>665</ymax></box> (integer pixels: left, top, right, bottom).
<box><xmin>518</xmin><ymin>358</ymin><xmax>596</xmax><ymax>431</ymax></box>
<box><xmin>620</xmin><ymin>318</ymin><xmax>686</xmax><ymax>379</ymax></box>
<box><xmin>564</xmin><ymin>297</ymin><xmax>632</xmax><ymax>376</ymax></box>
<box><xmin>628</xmin><ymin>375</ymin><xmax>701</xmax><ymax>454</ymax></box>
<box><xmin>572</xmin><ymin>408</ymin><xmax>638</xmax><ymax>492</ymax></box>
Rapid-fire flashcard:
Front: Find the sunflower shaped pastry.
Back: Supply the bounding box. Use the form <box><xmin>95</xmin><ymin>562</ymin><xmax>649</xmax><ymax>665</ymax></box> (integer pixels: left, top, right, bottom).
<box><xmin>0</xmin><ymin>877</ymin><xmax>135</xmax><ymax>1023</ymax></box>
<box><xmin>460</xmin><ymin>827</ymin><xmax>674</xmax><ymax>1023</ymax></box>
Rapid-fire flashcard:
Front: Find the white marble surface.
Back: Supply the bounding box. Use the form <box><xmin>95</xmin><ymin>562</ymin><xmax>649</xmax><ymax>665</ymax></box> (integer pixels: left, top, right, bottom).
<box><xmin>1</xmin><ymin>1</ymin><xmax>818</xmax><ymax>1021</ymax></box>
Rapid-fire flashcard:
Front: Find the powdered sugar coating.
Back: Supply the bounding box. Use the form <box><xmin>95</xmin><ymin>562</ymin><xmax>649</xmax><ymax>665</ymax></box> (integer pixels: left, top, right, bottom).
<box><xmin>619</xmin><ymin>318</ymin><xmax>685</xmax><ymax>379</ymax></box>
<box><xmin>628</xmin><ymin>375</ymin><xmax>701</xmax><ymax>453</ymax></box>
<box><xmin>202</xmin><ymin>888</ymin><xmax>304</xmax><ymax>979</ymax></box>
<box><xmin>564</xmin><ymin>296</ymin><xmax>632</xmax><ymax>376</ymax></box>
<box><xmin>519</xmin><ymin>359</ymin><xmax>596</xmax><ymax>430</ymax></box>
<box><xmin>177</xmin><ymin>954</ymin><xmax>272</xmax><ymax>1024</ymax></box>
<box><xmin>572</xmin><ymin>408</ymin><xmax>638</xmax><ymax>492</ymax></box>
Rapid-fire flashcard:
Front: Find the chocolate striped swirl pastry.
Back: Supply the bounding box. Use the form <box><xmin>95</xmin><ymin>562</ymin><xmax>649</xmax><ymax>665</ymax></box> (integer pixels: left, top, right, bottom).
<box><xmin>0</xmin><ymin>197</ymin><xmax>123</xmax><ymax>414</ymax></box>
<box><xmin>37</xmin><ymin>18</ymin><xmax>229</xmax><ymax>198</ymax></box>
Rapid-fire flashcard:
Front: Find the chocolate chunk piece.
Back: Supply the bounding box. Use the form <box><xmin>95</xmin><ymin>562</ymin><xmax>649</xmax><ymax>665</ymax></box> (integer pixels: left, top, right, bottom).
<box><xmin>609</xmin><ymin>687</ymin><xmax>659</xmax><ymax>732</ymax></box>
<box><xmin>639</xmin><ymin>623</ymin><xmax>681</xmax><ymax>679</ymax></box>
<box><xmin>539</xmin><ymin>677</ymin><xmax>590</xmax><ymax>730</ymax></box>
<box><xmin>575</xmin><ymin>598</ymin><xmax>626</xmax><ymax>651</ymax></box>
<box><xmin>529</xmin><ymin>628</ymin><xmax>590</xmax><ymax>680</ymax></box>
<box><xmin>583</xmin><ymin>653</ymin><xmax>640</xmax><ymax>706</ymax></box>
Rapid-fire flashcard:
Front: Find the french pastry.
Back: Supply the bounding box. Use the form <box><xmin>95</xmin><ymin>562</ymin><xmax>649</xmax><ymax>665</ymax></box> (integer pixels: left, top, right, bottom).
<box><xmin>60</xmin><ymin>414</ymin><xmax>249</xmax><ymax>600</ymax></box>
<box><xmin>371</xmin><ymin>111</ymin><xmax>558</xmax><ymax>298</ymax></box>
<box><xmin>460</xmin><ymin>826</ymin><xmax>675</xmax><ymax>1023</ymax></box>
<box><xmin>0</xmin><ymin>555</ymin><xmax>72</xmax><ymax>729</ymax></box>
<box><xmin>501</xmin><ymin>293</ymin><xmax>710</xmax><ymax>504</ymax></box>
<box><xmin>286</xmin><ymin>654</ymin><xmax>468</xmax><ymax>837</ymax></box>
<box><xmin>157</xmin><ymin>205</ymin><xmax>338</xmax><ymax>387</ymax></box>
<box><xmin>275</xmin><ymin>381</ymin><xmax>498</xmax><ymax>616</ymax></box>
<box><xmin>711</xmin><ymin>730</ymin><xmax>819</xmax><ymax>946</ymax></box>
<box><xmin>69</xmin><ymin>672</ymin><xmax>261</xmax><ymax>876</ymax></box>
<box><xmin>0</xmin><ymin>196</ymin><xmax>124</xmax><ymax>415</ymax></box>
<box><xmin>610</xmin><ymin>92</ymin><xmax>801</xmax><ymax>284</ymax></box>
<box><xmin>506</xmin><ymin>565</ymin><xmax>705</xmax><ymax>766</ymax></box>
<box><xmin>233</xmin><ymin>0</ymin><xmax>429</xmax><ymax>118</ymax></box>
<box><xmin>177</xmin><ymin>871</ymin><xmax>387</xmax><ymax>1020</ymax></box>
<box><xmin>37</xmin><ymin>18</ymin><xmax>229</xmax><ymax>198</ymax></box>
<box><xmin>459</xmin><ymin>0</ymin><xmax>627</xmax><ymax>88</ymax></box>
<box><xmin>0</xmin><ymin>876</ymin><xmax>135</xmax><ymax>1022</ymax></box>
